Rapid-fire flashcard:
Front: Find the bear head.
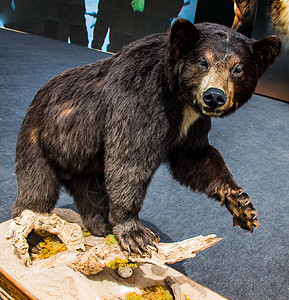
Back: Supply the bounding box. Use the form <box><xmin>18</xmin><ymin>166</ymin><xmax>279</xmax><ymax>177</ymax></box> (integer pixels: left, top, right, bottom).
<box><xmin>168</xmin><ymin>19</ymin><xmax>281</xmax><ymax>118</ymax></box>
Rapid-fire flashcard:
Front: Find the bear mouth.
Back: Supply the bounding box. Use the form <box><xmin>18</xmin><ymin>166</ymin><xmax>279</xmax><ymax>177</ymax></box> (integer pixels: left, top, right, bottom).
<box><xmin>198</xmin><ymin>106</ymin><xmax>224</xmax><ymax>118</ymax></box>
<box><xmin>204</xmin><ymin>107</ymin><xmax>222</xmax><ymax>114</ymax></box>
<box><xmin>192</xmin><ymin>97</ymin><xmax>226</xmax><ymax>118</ymax></box>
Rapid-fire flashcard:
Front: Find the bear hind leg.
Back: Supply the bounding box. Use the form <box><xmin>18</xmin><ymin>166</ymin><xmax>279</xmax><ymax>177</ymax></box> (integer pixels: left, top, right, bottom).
<box><xmin>12</xmin><ymin>158</ymin><xmax>60</xmax><ymax>218</ymax></box>
<box><xmin>64</xmin><ymin>174</ymin><xmax>111</xmax><ymax>237</ymax></box>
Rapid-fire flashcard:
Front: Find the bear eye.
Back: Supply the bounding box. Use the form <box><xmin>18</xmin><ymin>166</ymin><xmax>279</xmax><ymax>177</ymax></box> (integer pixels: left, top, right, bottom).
<box><xmin>198</xmin><ymin>58</ymin><xmax>209</xmax><ymax>70</ymax></box>
<box><xmin>233</xmin><ymin>64</ymin><xmax>243</xmax><ymax>76</ymax></box>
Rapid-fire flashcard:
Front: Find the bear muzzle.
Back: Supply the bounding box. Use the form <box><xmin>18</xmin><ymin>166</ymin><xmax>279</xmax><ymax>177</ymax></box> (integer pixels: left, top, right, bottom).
<box><xmin>202</xmin><ymin>88</ymin><xmax>227</xmax><ymax>109</ymax></box>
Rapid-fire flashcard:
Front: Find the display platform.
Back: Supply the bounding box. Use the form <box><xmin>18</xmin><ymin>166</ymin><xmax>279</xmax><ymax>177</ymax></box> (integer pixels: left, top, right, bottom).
<box><xmin>0</xmin><ymin>209</ymin><xmax>227</xmax><ymax>300</ymax></box>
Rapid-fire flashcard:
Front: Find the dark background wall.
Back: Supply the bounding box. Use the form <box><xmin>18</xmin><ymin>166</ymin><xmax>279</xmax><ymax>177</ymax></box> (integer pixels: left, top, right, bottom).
<box><xmin>1</xmin><ymin>0</ymin><xmax>287</xmax><ymax>100</ymax></box>
<box><xmin>0</xmin><ymin>0</ymin><xmax>189</xmax><ymax>50</ymax></box>
<box><xmin>252</xmin><ymin>0</ymin><xmax>289</xmax><ymax>102</ymax></box>
<box><xmin>0</xmin><ymin>0</ymin><xmax>89</xmax><ymax>45</ymax></box>
<box><xmin>194</xmin><ymin>0</ymin><xmax>235</xmax><ymax>28</ymax></box>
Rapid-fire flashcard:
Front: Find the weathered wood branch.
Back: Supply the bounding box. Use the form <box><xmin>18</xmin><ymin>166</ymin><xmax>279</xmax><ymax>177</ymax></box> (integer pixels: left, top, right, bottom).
<box><xmin>6</xmin><ymin>210</ymin><xmax>221</xmax><ymax>277</ymax></box>
<box><xmin>5</xmin><ymin>210</ymin><xmax>85</xmax><ymax>266</ymax></box>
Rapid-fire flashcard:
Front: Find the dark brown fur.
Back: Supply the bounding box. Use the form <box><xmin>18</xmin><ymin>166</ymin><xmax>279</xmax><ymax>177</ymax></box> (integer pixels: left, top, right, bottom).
<box><xmin>13</xmin><ymin>19</ymin><xmax>281</xmax><ymax>253</ymax></box>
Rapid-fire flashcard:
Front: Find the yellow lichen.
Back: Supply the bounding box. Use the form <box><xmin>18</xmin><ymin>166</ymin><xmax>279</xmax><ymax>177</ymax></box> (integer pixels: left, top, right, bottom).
<box><xmin>106</xmin><ymin>258</ymin><xmax>137</xmax><ymax>270</ymax></box>
<box><xmin>32</xmin><ymin>230</ymin><xmax>67</xmax><ymax>260</ymax></box>
<box><xmin>125</xmin><ymin>285</ymin><xmax>173</xmax><ymax>300</ymax></box>
<box><xmin>125</xmin><ymin>293</ymin><xmax>143</xmax><ymax>300</ymax></box>
<box><xmin>184</xmin><ymin>294</ymin><xmax>194</xmax><ymax>300</ymax></box>
<box><xmin>104</xmin><ymin>234</ymin><xmax>119</xmax><ymax>247</ymax></box>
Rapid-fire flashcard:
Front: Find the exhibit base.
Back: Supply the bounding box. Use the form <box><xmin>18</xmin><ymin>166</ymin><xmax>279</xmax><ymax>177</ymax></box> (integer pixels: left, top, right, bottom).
<box><xmin>0</xmin><ymin>209</ymin><xmax>227</xmax><ymax>300</ymax></box>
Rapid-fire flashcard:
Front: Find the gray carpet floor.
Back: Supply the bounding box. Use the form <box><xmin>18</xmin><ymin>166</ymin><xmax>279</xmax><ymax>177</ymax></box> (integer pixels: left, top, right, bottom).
<box><xmin>0</xmin><ymin>28</ymin><xmax>288</xmax><ymax>300</ymax></box>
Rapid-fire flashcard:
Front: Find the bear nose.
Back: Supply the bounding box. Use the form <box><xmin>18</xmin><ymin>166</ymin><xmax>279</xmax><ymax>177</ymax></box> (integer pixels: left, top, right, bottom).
<box><xmin>203</xmin><ymin>88</ymin><xmax>227</xmax><ymax>108</ymax></box>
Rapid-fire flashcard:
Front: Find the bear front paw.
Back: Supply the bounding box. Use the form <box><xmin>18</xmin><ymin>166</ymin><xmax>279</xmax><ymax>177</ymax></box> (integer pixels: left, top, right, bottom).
<box><xmin>84</xmin><ymin>219</ymin><xmax>113</xmax><ymax>237</ymax></box>
<box><xmin>112</xmin><ymin>219</ymin><xmax>159</xmax><ymax>255</ymax></box>
<box><xmin>225</xmin><ymin>191</ymin><xmax>259</xmax><ymax>233</ymax></box>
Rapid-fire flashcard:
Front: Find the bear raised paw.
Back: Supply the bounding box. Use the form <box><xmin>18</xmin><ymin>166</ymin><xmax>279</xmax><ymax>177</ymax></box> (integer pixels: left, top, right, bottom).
<box><xmin>12</xmin><ymin>19</ymin><xmax>281</xmax><ymax>253</ymax></box>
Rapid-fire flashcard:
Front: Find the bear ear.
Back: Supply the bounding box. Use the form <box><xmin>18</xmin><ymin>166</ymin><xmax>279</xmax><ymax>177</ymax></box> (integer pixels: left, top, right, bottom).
<box><xmin>253</xmin><ymin>36</ymin><xmax>281</xmax><ymax>78</ymax></box>
<box><xmin>168</xmin><ymin>18</ymin><xmax>200</xmax><ymax>60</ymax></box>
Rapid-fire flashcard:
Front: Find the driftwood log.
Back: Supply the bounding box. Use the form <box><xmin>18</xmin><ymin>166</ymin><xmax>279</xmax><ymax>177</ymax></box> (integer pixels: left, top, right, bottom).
<box><xmin>6</xmin><ymin>210</ymin><xmax>221</xmax><ymax>277</ymax></box>
<box><xmin>5</xmin><ymin>210</ymin><xmax>85</xmax><ymax>267</ymax></box>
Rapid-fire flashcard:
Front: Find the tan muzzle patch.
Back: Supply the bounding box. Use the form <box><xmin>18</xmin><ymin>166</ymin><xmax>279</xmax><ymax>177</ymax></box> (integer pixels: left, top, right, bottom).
<box><xmin>196</xmin><ymin>67</ymin><xmax>235</xmax><ymax>117</ymax></box>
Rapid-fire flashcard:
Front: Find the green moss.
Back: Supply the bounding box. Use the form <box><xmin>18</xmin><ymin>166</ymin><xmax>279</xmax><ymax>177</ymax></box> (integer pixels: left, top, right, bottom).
<box><xmin>104</xmin><ymin>234</ymin><xmax>119</xmax><ymax>247</ymax></box>
<box><xmin>82</xmin><ymin>230</ymin><xmax>92</xmax><ymax>237</ymax></box>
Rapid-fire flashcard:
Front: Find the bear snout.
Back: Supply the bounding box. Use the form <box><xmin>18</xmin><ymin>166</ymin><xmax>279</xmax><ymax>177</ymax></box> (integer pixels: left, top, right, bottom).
<box><xmin>202</xmin><ymin>88</ymin><xmax>227</xmax><ymax>109</ymax></box>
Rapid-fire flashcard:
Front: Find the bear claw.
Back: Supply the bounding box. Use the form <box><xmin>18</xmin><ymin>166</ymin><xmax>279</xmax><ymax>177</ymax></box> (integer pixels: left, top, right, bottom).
<box><xmin>112</xmin><ymin>220</ymin><xmax>159</xmax><ymax>255</ymax></box>
<box><xmin>225</xmin><ymin>191</ymin><xmax>259</xmax><ymax>233</ymax></box>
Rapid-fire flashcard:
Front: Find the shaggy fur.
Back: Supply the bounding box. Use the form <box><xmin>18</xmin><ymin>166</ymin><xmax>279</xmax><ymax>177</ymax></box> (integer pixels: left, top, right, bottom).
<box><xmin>270</xmin><ymin>0</ymin><xmax>289</xmax><ymax>49</ymax></box>
<box><xmin>13</xmin><ymin>19</ymin><xmax>281</xmax><ymax>253</ymax></box>
<box><xmin>232</xmin><ymin>0</ymin><xmax>258</xmax><ymax>36</ymax></box>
